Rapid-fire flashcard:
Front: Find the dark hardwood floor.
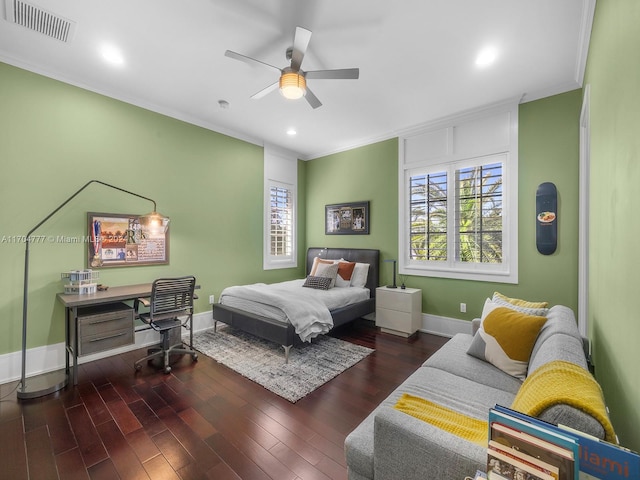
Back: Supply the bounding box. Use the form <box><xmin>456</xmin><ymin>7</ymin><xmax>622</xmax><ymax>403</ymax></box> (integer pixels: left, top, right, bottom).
<box><xmin>0</xmin><ymin>319</ymin><xmax>449</xmax><ymax>480</ymax></box>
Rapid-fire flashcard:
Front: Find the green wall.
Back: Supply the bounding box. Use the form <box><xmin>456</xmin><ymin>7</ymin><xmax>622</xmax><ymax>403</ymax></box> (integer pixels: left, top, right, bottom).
<box><xmin>583</xmin><ymin>0</ymin><xmax>640</xmax><ymax>451</ymax></box>
<box><xmin>0</xmin><ymin>62</ymin><xmax>305</xmax><ymax>355</ymax></box>
<box><xmin>306</xmin><ymin>90</ymin><xmax>582</xmax><ymax>321</ymax></box>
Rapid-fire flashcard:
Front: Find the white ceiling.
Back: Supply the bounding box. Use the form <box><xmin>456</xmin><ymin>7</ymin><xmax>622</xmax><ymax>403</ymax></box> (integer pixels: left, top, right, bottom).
<box><xmin>0</xmin><ymin>0</ymin><xmax>594</xmax><ymax>160</ymax></box>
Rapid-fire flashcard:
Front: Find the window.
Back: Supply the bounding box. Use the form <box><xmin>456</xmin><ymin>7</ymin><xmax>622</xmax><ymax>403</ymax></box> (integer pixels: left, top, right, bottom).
<box><xmin>409</xmin><ymin>158</ymin><xmax>503</xmax><ymax>263</ymax></box>
<box><xmin>268</xmin><ymin>183</ymin><xmax>294</xmax><ymax>258</ymax></box>
<box><xmin>399</xmin><ymin>103</ymin><xmax>517</xmax><ymax>283</ymax></box>
<box><xmin>264</xmin><ymin>147</ymin><xmax>297</xmax><ymax>269</ymax></box>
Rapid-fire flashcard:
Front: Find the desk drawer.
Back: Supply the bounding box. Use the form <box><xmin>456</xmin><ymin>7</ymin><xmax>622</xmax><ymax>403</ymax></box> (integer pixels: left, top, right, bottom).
<box><xmin>80</xmin><ymin>328</ymin><xmax>134</xmax><ymax>356</ymax></box>
<box><xmin>78</xmin><ymin>303</ymin><xmax>134</xmax><ymax>356</ymax></box>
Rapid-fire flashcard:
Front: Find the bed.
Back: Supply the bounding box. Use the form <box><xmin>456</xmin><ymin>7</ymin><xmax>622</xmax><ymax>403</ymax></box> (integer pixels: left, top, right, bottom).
<box><xmin>212</xmin><ymin>247</ymin><xmax>379</xmax><ymax>362</ymax></box>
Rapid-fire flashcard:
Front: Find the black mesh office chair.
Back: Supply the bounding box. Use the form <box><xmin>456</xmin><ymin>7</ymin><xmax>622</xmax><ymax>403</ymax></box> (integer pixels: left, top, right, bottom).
<box><xmin>134</xmin><ymin>276</ymin><xmax>198</xmax><ymax>374</ymax></box>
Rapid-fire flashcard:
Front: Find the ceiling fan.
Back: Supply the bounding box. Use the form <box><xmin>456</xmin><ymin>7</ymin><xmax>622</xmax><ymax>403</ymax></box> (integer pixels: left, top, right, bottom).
<box><xmin>225</xmin><ymin>26</ymin><xmax>359</xmax><ymax>109</ymax></box>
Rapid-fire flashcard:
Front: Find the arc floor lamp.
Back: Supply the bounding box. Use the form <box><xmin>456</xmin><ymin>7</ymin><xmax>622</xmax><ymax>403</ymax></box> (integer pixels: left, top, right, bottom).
<box><xmin>18</xmin><ymin>180</ymin><xmax>169</xmax><ymax>400</ymax></box>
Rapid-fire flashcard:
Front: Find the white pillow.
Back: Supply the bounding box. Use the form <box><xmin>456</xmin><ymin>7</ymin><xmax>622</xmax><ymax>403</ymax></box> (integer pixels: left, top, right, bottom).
<box><xmin>350</xmin><ymin>262</ymin><xmax>370</xmax><ymax>288</ymax></box>
<box><xmin>313</xmin><ymin>262</ymin><xmax>339</xmax><ymax>288</ymax></box>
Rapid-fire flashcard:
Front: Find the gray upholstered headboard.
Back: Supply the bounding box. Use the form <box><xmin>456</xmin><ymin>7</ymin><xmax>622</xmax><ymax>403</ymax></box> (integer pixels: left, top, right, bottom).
<box><xmin>306</xmin><ymin>247</ymin><xmax>380</xmax><ymax>297</ymax></box>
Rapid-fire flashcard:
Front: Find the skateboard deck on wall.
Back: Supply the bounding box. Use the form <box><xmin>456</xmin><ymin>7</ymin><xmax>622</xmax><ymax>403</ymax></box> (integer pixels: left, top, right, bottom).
<box><xmin>536</xmin><ymin>182</ymin><xmax>557</xmax><ymax>255</ymax></box>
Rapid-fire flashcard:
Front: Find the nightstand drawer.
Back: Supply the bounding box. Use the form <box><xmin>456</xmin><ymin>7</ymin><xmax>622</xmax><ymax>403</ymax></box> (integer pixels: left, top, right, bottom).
<box><xmin>376</xmin><ymin>308</ymin><xmax>414</xmax><ymax>332</ymax></box>
<box><xmin>376</xmin><ymin>288</ymin><xmax>420</xmax><ymax>312</ymax></box>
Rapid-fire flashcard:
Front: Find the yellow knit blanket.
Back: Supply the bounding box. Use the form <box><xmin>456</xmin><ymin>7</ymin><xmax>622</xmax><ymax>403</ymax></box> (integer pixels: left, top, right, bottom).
<box><xmin>394</xmin><ymin>394</ymin><xmax>489</xmax><ymax>446</ymax></box>
<box><xmin>394</xmin><ymin>360</ymin><xmax>616</xmax><ymax>446</ymax></box>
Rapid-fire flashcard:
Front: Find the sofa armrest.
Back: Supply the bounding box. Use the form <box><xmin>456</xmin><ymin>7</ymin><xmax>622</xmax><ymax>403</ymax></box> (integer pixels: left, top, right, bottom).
<box><xmin>373</xmin><ymin>407</ymin><xmax>486</xmax><ymax>480</ymax></box>
<box><xmin>471</xmin><ymin>318</ymin><xmax>481</xmax><ymax>335</ymax></box>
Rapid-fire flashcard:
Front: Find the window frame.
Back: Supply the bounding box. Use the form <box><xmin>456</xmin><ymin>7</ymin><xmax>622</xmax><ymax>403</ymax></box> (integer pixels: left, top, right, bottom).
<box><xmin>398</xmin><ymin>103</ymin><xmax>518</xmax><ymax>284</ymax></box>
<box><xmin>263</xmin><ymin>148</ymin><xmax>297</xmax><ymax>270</ymax></box>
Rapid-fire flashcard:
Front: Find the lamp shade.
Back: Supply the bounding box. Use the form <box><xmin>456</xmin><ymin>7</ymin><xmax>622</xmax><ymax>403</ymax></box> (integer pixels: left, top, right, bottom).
<box><xmin>280</xmin><ymin>71</ymin><xmax>306</xmax><ymax>99</ymax></box>
<box><xmin>138</xmin><ymin>211</ymin><xmax>170</xmax><ymax>235</ymax></box>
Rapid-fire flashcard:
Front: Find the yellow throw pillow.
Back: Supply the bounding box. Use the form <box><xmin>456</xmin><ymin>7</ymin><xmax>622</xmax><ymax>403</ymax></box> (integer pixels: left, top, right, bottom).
<box><xmin>493</xmin><ymin>292</ymin><xmax>549</xmax><ymax>309</ymax></box>
<box><xmin>467</xmin><ymin>307</ymin><xmax>548</xmax><ymax>380</ymax></box>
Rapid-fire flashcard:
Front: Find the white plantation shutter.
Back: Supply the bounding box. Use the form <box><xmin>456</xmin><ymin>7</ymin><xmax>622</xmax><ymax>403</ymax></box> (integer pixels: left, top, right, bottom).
<box><xmin>264</xmin><ymin>147</ymin><xmax>297</xmax><ymax>269</ymax></box>
<box><xmin>269</xmin><ymin>183</ymin><xmax>293</xmax><ymax>257</ymax></box>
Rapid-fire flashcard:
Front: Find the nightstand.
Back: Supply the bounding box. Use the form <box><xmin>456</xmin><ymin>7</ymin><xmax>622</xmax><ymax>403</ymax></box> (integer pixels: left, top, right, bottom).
<box><xmin>375</xmin><ymin>286</ymin><xmax>422</xmax><ymax>337</ymax></box>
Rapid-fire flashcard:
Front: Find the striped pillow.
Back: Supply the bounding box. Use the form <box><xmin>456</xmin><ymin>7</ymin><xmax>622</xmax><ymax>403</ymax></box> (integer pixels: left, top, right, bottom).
<box><xmin>492</xmin><ymin>294</ymin><xmax>549</xmax><ymax>317</ymax></box>
<box><xmin>493</xmin><ymin>292</ymin><xmax>549</xmax><ymax>309</ymax></box>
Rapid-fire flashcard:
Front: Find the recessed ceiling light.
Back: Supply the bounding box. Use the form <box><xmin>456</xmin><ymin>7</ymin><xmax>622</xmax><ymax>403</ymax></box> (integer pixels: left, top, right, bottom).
<box><xmin>100</xmin><ymin>44</ymin><xmax>125</xmax><ymax>66</ymax></box>
<box><xmin>286</xmin><ymin>128</ymin><xmax>297</xmax><ymax>136</ymax></box>
<box><xmin>475</xmin><ymin>47</ymin><xmax>498</xmax><ymax>67</ymax></box>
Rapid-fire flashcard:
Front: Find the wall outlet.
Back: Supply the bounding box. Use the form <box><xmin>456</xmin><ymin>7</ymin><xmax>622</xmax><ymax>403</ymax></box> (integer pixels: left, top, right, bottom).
<box><xmin>209</xmin><ymin>294</ymin><xmax>215</xmax><ymax>304</ymax></box>
<box><xmin>460</xmin><ymin>303</ymin><xmax>467</xmax><ymax>313</ymax></box>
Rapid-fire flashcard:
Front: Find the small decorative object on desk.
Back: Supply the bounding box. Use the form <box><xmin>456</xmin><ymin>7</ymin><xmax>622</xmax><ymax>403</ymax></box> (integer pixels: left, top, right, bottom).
<box><xmin>61</xmin><ymin>269</ymin><xmax>99</xmax><ymax>294</ymax></box>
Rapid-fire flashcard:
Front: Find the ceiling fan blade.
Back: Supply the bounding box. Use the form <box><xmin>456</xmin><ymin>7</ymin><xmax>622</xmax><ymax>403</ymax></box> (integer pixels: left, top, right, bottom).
<box><xmin>224</xmin><ymin>50</ymin><xmax>281</xmax><ymax>74</ymax></box>
<box><xmin>304</xmin><ymin>87</ymin><xmax>322</xmax><ymax>109</ymax></box>
<box><xmin>291</xmin><ymin>26</ymin><xmax>312</xmax><ymax>71</ymax></box>
<box><xmin>305</xmin><ymin>68</ymin><xmax>360</xmax><ymax>80</ymax></box>
<box><xmin>251</xmin><ymin>81</ymin><xmax>279</xmax><ymax>99</ymax></box>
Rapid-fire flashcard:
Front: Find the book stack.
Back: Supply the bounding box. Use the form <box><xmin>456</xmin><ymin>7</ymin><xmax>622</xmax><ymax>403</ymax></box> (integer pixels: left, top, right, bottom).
<box><xmin>487</xmin><ymin>405</ymin><xmax>639</xmax><ymax>480</ymax></box>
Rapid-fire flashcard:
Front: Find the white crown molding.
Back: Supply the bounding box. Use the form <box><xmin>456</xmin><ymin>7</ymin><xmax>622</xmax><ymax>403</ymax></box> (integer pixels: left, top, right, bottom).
<box><xmin>575</xmin><ymin>0</ymin><xmax>597</xmax><ymax>86</ymax></box>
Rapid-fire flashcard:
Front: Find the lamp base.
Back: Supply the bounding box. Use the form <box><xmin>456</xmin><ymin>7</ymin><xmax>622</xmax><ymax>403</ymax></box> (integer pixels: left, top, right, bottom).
<box><xmin>17</xmin><ymin>369</ymin><xmax>67</xmax><ymax>400</ymax></box>
<box><xmin>386</xmin><ymin>285</ymin><xmax>398</xmax><ymax>289</ymax></box>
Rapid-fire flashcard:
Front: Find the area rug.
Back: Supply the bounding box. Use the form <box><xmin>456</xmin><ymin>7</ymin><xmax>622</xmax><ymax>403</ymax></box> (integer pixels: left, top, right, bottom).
<box><xmin>191</xmin><ymin>325</ymin><xmax>374</xmax><ymax>402</ymax></box>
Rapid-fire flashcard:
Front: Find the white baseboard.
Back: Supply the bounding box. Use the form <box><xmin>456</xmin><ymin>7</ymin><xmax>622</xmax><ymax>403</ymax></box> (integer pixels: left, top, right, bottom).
<box><xmin>0</xmin><ymin>310</ymin><xmax>214</xmax><ymax>386</ymax></box>
<box><xmin>0</xmin><ymin>310</ymin><xmax>469</xmax><ymax>385</ymax></box>
<box><xmin>420</xmin><ymin>313</ymin><xmax>474</xmax><ymax>338</ymax></box>
<box><xmin>348</xmin><ymin>311</ymin><xmax>472</xmax><ymax>338</ymax></box>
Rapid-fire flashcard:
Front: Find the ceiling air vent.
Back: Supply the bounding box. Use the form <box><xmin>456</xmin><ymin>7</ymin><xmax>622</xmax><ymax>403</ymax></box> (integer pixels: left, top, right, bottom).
<box><xmin>4</xmin><ymin>0</ymin><xmax>76</xmax><ymax>42</ymax></box>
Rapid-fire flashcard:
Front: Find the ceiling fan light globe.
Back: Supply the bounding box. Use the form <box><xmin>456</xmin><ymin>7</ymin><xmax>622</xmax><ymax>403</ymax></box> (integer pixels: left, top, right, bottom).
<box><xmin>279</xmin><ymin>72</ymin><xmax>306</xmax><ymax>100</ymax></box>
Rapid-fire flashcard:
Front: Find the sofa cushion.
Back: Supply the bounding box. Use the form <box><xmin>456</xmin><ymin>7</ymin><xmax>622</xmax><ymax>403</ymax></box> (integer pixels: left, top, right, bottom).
<box><xmin>524</xmin><ymin>306</ymin><xmax>605</xmax><ymax>438</ymax></box>
<box><xmin>424</xmin><ymin>334</ymin><xmax>523</xmax><ymax>394</ymax></box>
<box><xmin>528</xmin><ymin>305</ymin><xmax>586</xmax><ymax>372</ymax></box>
<box><xmin>467</xmin><ymin>306</ymin><xmax>548</xmax><ymax>380</ymax></box>
<box><xmin>344</xmin><ymin>366</ymin><xmax>517</xmax><ymax>480</ymax></box>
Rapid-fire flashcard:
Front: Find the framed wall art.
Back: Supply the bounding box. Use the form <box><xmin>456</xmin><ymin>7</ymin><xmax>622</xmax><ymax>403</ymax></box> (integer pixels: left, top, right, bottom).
<box><xmin>87</xmin><ymin>212</ymin><xmax>169</xmax><ymax>268</ymax></box>
<box><xmin>325</xmin><ymin>201</ymin><xmax>369</xmax><ymax>235</ymax></box>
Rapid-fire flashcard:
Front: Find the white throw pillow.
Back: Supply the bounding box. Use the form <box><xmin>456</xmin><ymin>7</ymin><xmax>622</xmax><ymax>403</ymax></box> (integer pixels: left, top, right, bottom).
<box><xmin>350</xmin><ymin>262</ymin><xmax>370</xmax><ymax>288</ymax></box>
<box><xmin>313</xmin><ymin>262</ymin><xmax>339</xmax><ymax>288</ymax></box>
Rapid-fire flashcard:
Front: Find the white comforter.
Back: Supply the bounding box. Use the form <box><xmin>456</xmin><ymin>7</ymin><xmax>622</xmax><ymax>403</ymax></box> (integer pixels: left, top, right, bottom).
<box><xmin>219</xmin><ymin>279</ymin><xmax>370</xmax><ymax>342</ymax></box>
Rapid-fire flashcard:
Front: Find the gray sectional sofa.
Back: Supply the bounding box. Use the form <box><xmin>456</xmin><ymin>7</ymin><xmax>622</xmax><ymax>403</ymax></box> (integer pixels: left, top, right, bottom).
<box><xmin>344</xmin><ymin>305</ymin><xmax>606</xmax><ymax>480</ymax></box>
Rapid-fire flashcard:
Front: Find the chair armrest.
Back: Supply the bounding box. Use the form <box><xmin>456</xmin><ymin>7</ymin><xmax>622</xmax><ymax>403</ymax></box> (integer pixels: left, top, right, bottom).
<box><xmin>137</xmin><ymin>297</ymin><xmax>151</xmax><ymax>307</ymax></box>
<box><xmin>373</xmin><ymin>407</ymin><xmax>486</xmax><ymax>480</ymax></box>
<box><xmin>133</xmin><ymin>297</ymin><xmax>150</xmax><ymax>320</ymax></box>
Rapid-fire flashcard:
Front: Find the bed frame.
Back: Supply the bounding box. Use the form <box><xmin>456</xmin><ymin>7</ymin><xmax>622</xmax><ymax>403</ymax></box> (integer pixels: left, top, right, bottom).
<box><xmin>212</xmin><ymin>247</ymin><xmax>380</xmax><ymax>362</ymax></box>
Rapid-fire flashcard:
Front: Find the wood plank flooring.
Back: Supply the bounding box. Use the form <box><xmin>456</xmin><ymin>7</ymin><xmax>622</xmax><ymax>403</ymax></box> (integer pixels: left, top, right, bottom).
<box><xmin>0</xmin><ymin>319</ymin><xmax>449</xmax><ymax>480</ymax></box>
